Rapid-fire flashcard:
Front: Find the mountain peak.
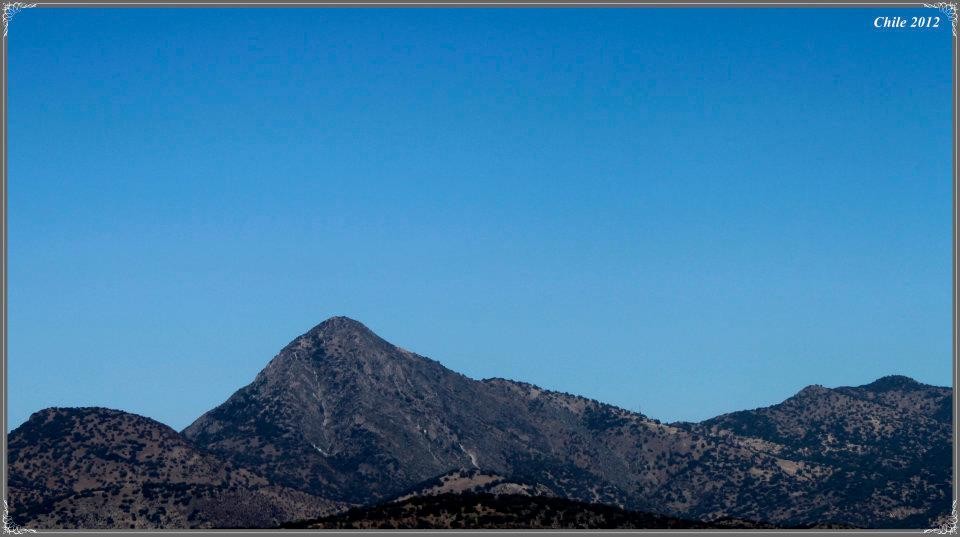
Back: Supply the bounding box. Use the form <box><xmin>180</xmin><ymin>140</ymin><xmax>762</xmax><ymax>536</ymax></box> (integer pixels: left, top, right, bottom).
<box><xmin>795</xmin><ymin>384</ymin><xmax>829</xmax><ymax>397</ymax></box>
<box><xmin>861</xmin><ymin>375</ymin><xmax>922</xmax><ymax>392</ymax></box>
<box><xmin>309</xmin><ymin>315</ymin><xmax>373</xmax><ymax>335</ymax></box>
<box><xmin>296</xmin><ymin>316</ymin><xmax>393</xmax><ymax>353</ymax></box>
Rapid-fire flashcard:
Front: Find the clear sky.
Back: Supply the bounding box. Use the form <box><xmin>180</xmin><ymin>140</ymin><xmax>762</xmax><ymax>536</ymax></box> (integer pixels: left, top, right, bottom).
<box><xmin>7</xmin><ymin>8</ymin><xmax>953</xmax><ymax>431</ymax></box>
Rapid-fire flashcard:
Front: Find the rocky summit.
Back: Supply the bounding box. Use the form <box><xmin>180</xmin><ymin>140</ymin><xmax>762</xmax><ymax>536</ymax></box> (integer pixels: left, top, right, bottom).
<box><xmin>7</xmin><ymin>316</ymin><xmax>954</xmax><ymax>529</ymax></box>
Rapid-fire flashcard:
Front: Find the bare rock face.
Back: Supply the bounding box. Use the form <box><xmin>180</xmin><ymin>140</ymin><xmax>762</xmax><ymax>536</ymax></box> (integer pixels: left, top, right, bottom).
<box><xmin>7</xmin><ymin>407</ymin><xmax>344</xmax><ymax>529</ymax></box>
<box><xmin>8</xmin><ymin>316</ymin><xmax>953</xmax><ymax>529</ymax></box>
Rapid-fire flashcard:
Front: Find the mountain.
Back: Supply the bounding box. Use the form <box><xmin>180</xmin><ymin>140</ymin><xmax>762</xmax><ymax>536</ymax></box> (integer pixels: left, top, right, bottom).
<box><xmin>7</xmin><ymin>316</ymin><xmax>953</xmax><ymax>529</ymax></box>
<box><xmin>6</xmin><ymin>407</ymin><xmax>344</xmax><ymax>528</ymax></box>
<box><xmin>180</xmin><ymin>316</ymin><xmax>953</xmax><ymax>528</ymax></box>
<box><xmin>181</xmin><ymin>317</ymin><xmax>770</xmax><ymax>512</ymax></box>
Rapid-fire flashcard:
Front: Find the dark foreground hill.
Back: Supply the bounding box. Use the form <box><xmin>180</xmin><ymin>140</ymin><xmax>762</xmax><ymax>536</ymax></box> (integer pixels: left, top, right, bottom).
<box><xmin>283</xmin><ymin>492</ymin><xmax>780</xmax><ymax>529</ymax></box>
<box><xmin>7</xmin><ymin>316</ymin><xmax>954</xmax><ymax>529</ymax></box>
<box><xmin>285</xmin><ymin>469</ymin><xmax>791</xmax><ymax>529</ymax></box>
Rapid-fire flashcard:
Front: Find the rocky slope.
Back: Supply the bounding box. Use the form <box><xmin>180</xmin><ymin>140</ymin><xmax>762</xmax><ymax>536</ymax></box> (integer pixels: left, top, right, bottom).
<box><xmin>6</xmin><ymin>407</ymin><xmax>344</xmax><ymax>528</ymax></box>
<box><xmin>687</xmin><ymin>375</ymin><xmax>953</xmax><ymax>527</ymax></box>
<box><xmin>181</xmin><ymin>316</ymin><xmax>953</xmax><ymax>528</ymax></box>
<box><xmin>7</xmin><ymin>316</ymin><xmax>953</xmax><ymax>529</ymax></box>
<box><xmin>182</xmin><ymin>317</ymin><xmax>770</xmax><ymax>513</ymax></box>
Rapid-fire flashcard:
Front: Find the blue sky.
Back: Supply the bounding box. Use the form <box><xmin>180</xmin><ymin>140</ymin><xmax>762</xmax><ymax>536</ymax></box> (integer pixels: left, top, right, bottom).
<box><xmin>7</xmin><ymin>8</ymin><xmax>953</xmax><ymax>431</ymax></box>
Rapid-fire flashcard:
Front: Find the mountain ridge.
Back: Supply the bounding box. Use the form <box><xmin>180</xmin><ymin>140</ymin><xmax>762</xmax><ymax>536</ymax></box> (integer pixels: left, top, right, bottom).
<box><xmin>8</xmin><ymin>315</ymin><xmax>953</xmax><ymax>529</ymax></box>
